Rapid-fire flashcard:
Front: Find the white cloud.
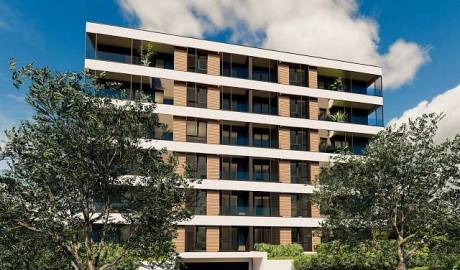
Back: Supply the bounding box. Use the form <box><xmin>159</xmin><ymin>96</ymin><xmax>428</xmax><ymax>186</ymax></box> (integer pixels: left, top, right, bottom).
<box><xmin>117</xmin><ymin>0</ymin><xmax>429</xmax><ymax>90</ymax></box>
<box><xmin>389</xmin><ymin>85</ymin><xmax>460</xmax><ymax>142</ymax></box>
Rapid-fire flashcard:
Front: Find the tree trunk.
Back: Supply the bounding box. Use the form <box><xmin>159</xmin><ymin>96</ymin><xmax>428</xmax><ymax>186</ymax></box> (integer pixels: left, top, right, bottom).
<box><xmin>396</xmin><ymin>239</ymin><xmax>407</xmax><ymax>270</ymax></box>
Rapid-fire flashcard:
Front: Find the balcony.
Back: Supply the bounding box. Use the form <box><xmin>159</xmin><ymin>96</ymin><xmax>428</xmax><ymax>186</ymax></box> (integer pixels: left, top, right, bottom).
<box><xmin>221</xmin><ymin>157</ymin><xmax>279</xmax><ymax>182</ymax></box>
<box><xmin>319</xmin><ymin>132</ymin><xmax>370</xmax><ymax>155</ymax></box>
<box><xmin>317</xmin><ymin>67</ymin><xmax>382</xmax><ymax>97</ymax></box>
<box><xmin>86</xmin><ymin>33</ymin><xmax>174</xmax><ymax>69</ymax></box>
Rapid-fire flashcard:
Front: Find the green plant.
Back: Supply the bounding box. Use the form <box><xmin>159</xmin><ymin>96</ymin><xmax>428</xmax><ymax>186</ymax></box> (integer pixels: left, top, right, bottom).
<box><xmin>329</xmin><ymin>77</ymin><xmax>343</xmax><ymax>91</ymax></box>
<box><xmin>294</xmin><ymin>241</ymin><xmax>397</xmax><ymax>270</ymax></box>
<box><xmin>328</xmin><ymin>111</ymin><xmax>348</xmax><ymax>122</ymax></box>
<box><xmin>254</xmin><ymin>243</ymin><xmax>304</xmax><ymax>259</ymax></box>
<box><xmin>315</xmin><ymin>113</ymin><xmax>460</xmax><ymax>270</ymax></box>
<box><xmin>0</xmin><ymin>61</ymin><xmax>192</xmax><ymax>270</ymax></box>
<box><xmin>140</xmin><ymin>42</ymin><xmax>156</xmax><ymax>67</ymax></box>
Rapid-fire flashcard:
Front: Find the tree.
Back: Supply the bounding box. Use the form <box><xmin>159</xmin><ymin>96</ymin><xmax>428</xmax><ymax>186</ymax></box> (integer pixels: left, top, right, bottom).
<box><xmin>316</xmin><ymin>114</ymin><xmax>460</xmax><ymax>270</ymax></box>
<box><xmin>0</xmin><ymin>62</ymin><xmax>192</xmax><ymax>270</ymax></box>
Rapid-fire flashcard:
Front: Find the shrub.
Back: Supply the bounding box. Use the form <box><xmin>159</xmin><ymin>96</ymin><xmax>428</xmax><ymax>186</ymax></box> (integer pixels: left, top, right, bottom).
<box><xmin>254</xmin><ymin>243</ymin><xmax>305</xmax><ymax>259</ymax></box>
<box><xmin>294</xmin><ymin>241</ymin><xmax>397</xmax><ymax>270</ymax></box>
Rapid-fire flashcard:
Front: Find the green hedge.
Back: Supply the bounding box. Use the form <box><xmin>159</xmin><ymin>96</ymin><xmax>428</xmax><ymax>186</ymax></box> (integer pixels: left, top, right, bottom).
<box><xmin>254</xmin><ymin>243</ymin><xmax>305</xmax><ymax>259</ymax></box>
<box><xmin>294</xmin><ymin>241</ymin><xmax>396</xmax><ymax>270</ymax></box>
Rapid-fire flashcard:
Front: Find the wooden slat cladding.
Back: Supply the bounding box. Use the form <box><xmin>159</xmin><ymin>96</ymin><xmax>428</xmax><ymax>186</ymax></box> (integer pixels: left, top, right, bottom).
<box><xmin>173</xmin><ymin>226</ymin><xmax>185</xmax><ymax>252</ymax></box>
<box><xmin>174</xmin><ymin>47</ymin><xmax>187</xmax><ymax>71</ymax></box>
<box><xmin>207</xmin><ymin>85</ymin><xmax>220</xmax><ymax>110</ymax></box>
<box><xmin>206</xmin><ymin>190</ymin><xmax>220</xmax><ymax>215</ymax></box>
<box><xmin>309</xmin><ymin>97</ymin><xmax>319</xmax><ymax>120</ymax></box>
<box><xmin>173</xmin><ymin>116</ymin><xmax>187</xmax><ymax>142</ymax></box>
<box><xmin>279</xmin><ymin>160</ymin><xmax>291</xmax><ymax>183</ymax></box>
<box><xmin>207</xmin><ymin>155</ymin><xmax>220</xmax><ymax>180</ymax></box>
<box><xmin>175</xmin><ymin>153</ymin><xmax>186</xmax><ymax>176</ymax></box>
<box><xmin>207</xmin><ymin>52</ymin><xmax>220</xmax><ymax>76</ymax></box>
<box><xmin>173</xmin><ymin>81</ymin><xmax>187</xmax><ymax>106</ymax></box>
<box><xmin>309</xmin><ymin>129</ymin><xmax>319</xmax><ymax>152</ymax></box>
<box><xmin>278</xmin><ymin>95</ymin><xmax>290</xmax><ymax>117</ymax></box>
<box><xmin>279</xmin><ymin>193</ymin><xmax>291</xmax><ymax>217</ymax></box>
<box><xmin>280</xmin><ymin>228</ymin><xmax>292</xmax><ymax>245</ymax></box>
<box><xmin>308</xmin><ymin>66</ymin><xmax>318</xmax><ymax>89</ymax></box>
<box><xmin>207</xmin><ymin>120</ymin><xmax>220</xmax><ymax>144</ymax></box>
<box><xmin>278</xmin><ymin>63</ymin><xmax>289</xmax><ymax>85</ymax></box>
<box><xmin>279</xmin><ymin>127</ymin><xmax>290</xmax><ymax>150</ymax></box>
<box><xmin>206</xmin><ymin>227</ymin><xmax>220</xmax><ymax>252</ymax></box>
<box><xmin>310</xmin><ymin>162</ymin><xmax>320</xmax><ymax>185</ymax></box>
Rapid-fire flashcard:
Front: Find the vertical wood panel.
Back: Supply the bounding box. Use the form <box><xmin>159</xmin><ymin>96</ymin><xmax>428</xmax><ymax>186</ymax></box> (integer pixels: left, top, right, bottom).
<box><xmin>278</xmin><ymin>63</ymin><xmax>289</xmax><ymax>85</ymax></box>
<box><xmin>207</xmin><ymin>85</ymin><xmax>220</xmax><ymax>110</ymax></box>
<box><xmin>174</xmin><ymin>226</ymin><xmax>185</xmax><ymax>252</ymax></box>
<box><xmin>279</xmin><ymin>193</ymin><xmax>291</xmax><ymax>217</ymax></box>
<box><xmin>280</xmin><ymin>228</ymin><xmax>292</xmax><ymax>245</ymax></box>
<box><xmin>279</xmin><ymin>127</ymin><xmax>290</xmax><ymax>150</ymax></box>
<box><xmin>207</xmin><ymin>52</ymin><xmax>220</xmax><ymax>76</ymax></box>
<box><xmin>279</xmin><ymin>160</ymin><xmax>291</xmax><ymax>183</ymax></box>
<box><xmin>207</xmin><ymin>120</ymin><xmax>220</xmax><ymax>144</ymax></box>
<box><xmin>207</xmin><ymin>155</ymin><xmax>220</xmax><ymax>180</ymax></box>
<box><xmin>308</xmin><ymin>66</ymin><xmax>318</xmax><ymax>88</ymax></box>
<box><xmin>206</xmin><ymin>227</ymin><xmax>220</xmax><ymax>252</ymax></box>
<box><xmin>309</xmin><ymin>129</ymin><xmax>319</xmax><ymax>152</ymax></box>
<box><xmin>173</xmin><ymin>116</ymin><xmax>187</xmax><ymax>142</ymax></box>
<box><xmin>173</xmin><ymin>81</ymin><xmax>186</xmax><ymax>106</ymax></box>
<box><xmin>206</xmin><ymin>190</ymin><xmax>220</xmax><ymax>215</ymax></box>
<box><xmin>174</xmin><ymin>47</ymin><xmax>187</xmax><ymax>71</ymax></box>
<box><xmin>278</xmin><ymin>95</ymin><xmax>290</xmax><ymax>117</ymax></box>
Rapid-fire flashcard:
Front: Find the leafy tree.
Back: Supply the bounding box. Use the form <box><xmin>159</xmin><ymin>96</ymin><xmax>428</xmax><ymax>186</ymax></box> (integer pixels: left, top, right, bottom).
<box><xmin>0</xmin><ymin>62</ymin><xmax>192</xmax><ymax>270</ymax></box>
<box><xmin>316</xmin><ymin>114</ymin><xmax>460</xmax><ymax>270</ymax></box>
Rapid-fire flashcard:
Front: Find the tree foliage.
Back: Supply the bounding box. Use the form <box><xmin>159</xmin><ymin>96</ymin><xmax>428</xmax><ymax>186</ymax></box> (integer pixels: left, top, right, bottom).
<box><xmin>0</xmin><ymin>62</ymin><xmax>192</xmax><ymax>270</ymax></box>
<box><xmin>315</xmin><ymin>114</ymin><xmax>460</xmax><ymax>270</ymax></box>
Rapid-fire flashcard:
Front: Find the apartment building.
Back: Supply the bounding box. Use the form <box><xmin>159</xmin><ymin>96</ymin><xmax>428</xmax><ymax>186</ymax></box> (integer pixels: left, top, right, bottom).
<box><xmin>84</xmin><ymin>22</ymin><xmax>384</xmax><ymax>270</ymax></box>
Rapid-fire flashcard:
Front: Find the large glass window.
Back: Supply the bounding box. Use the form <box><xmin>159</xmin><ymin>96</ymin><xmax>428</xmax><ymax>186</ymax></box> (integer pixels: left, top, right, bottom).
<box><xmin>222</xmin><ymin>53</ymin><xmax>249</xmax><ymax>79</ymax></box>
<box><xmin>291</xmin><ymin>194</ymin><xmax>311</xmax><ymax>217</ymax></box>
<box><xmin>253</xmin><ymin>159</ymin><xmax>278</xmax><ymax>182</ymax></box>
<box><xmin>254</xmin><ymin>227</ymin><xmax>279</xmax><ymax>245</ymax></box>
<box><xmin>221</xmin><ymin>87</ymin><xmax>249</xmax><ymax>112</ymax></box>
<box><xmin>186</xmin><ymin>190</ymin><xmax>207</xmax><ymax>215</ymax></box>
<box><xmin>220</xmin><ymin>227</ymin><xmax>249</xmax><ymax>252</ymax></box>
<box><xmin>186</xmin><ymin>154</ymin><xmax>207</xmax><ymax>179</ymax></box>
<box><xmin>186</xmin><ymin>119</ymin><xmax>207</xmax><ymax>143</ymax></box>
<box><xmin>221</xmin><ymin>157</ymin><xmax>248</xmax><ymax>180</ymax></box>
<box><xmin>290</xmin><ymin>96</ymin><xmax>309</xmax><ymax>118</ymax></box>
<box><xmin>95</xmin><ymin>34</ymin><xmax>132</xmax><ymax>64</ymax></box>
<box><xmin>188</xmin><ymin>48</ymin><xmax>208</xmax><ymax>74</ymax></box>
<box><xmin>292</xmin><ymin>228</ymin><xmax>311</xmax><ymax>251</ymax></box>
<box><xmin>291</xmin><ymin>161</ymin><xmax>309</xmax><ymax>184</ymax></box>
<box><xmin>252</xmin><ymin>125</ymin><xmax>278</xmax><ymax>148</ymax></box>
<box><xmin>252</xmin><ymin>90</ymin><xmax>278</xmax><ymax>115</ymax></box>
<box><xmin>185</xmin><ymin>226</ymin><xmax>206</xmax><ymax>251</ymax></box>
<box><xmin>187</xmin><ymin>83</ymin><xmax>207</xmax><ymax>108</ymax></box>
<box><xmin>252</xmin><ymin>57</ymin><xmax>277</xmax><ymax>82</ymax></box>
<box><xmin>290</xmin><ymin>129</ymin><xmax>309</xmax><ymax>151</ymax></box>
<box><xmin>289</xmin><ymin>64</ymin><xmax>308</xmax><ymax>87</ymax></box>
<box><xmin>221</xmin><ymin>123</ymin><xmax>249</xmax><ymax>146</ymax></box>
<box><xmin>221</xmin><ymin>191</ymin><xmax>249</xmax><ymax>216</ymax></box>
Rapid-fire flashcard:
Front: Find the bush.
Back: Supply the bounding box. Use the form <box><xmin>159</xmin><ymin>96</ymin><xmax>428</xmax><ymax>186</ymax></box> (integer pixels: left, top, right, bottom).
<box><xmin>254</xmin><ymin>243</ymin><xmax>305</xmax><ymax>259</ymax></box>
<box><xmin>294</xmin><ymin>241</ymin><xmax>397</xmax><ymax>270</ymax></box>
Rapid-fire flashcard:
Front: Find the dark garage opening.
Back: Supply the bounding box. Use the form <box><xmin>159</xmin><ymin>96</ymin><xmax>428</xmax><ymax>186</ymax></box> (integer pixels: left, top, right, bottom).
<box><xmin>181</xmin><ymin>262</ymin><xmax>249</xmax><ymax>270</ymax></box>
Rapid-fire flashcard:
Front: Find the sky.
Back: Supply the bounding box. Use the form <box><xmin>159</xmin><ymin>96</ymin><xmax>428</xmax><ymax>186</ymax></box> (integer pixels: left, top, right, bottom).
<box><xmin>0</xmin><ymin>0</ymin><xmax>459</xmax><ymax>143</ymax></box>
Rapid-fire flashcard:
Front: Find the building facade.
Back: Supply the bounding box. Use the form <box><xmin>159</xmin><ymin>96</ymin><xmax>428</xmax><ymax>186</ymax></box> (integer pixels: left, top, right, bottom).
<box><xmin>85</xmin><ymin>22</ymin><xmax>384</xmax><ymax>270</ymax></box>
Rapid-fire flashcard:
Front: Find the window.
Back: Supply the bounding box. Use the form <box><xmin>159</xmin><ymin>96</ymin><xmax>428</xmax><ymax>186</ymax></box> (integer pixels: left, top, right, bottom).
<box><xmin>254</xmin><ymin>227</ymin><xmax>279</xmax><ymax>245</ymax></box>
<box><xmin>253</xmin><ymin>159</ymin><xmax>278</xmax><ymax>182</ymax></box>
<box><xmin>221</xmin><ymin>124</ymin><xmax>248</xmax><ymax>146</ymax></box>
<box><xmin>291</xmin><ymin>194</ymin><xmax>311</xmax><ymax>217</ymax></box>
<box><xmin>253</xmin><ymin>127</ymin><xmax>278</xmax><ymax>148</ymax></box>
<box><xmin>186</xmin><ymin>154</ymin><xmax>207</xmax><ymax>179</ymax></box>
<box><xmin>187</xmin><ymin>83</ymin><xmax>207</xmax><ymax>108</ymax></box>
<box><xmin>187</xmin><ymin>119</ymin><xmax>207</xmax><ymax>143</ymax></box>
<box><xmin>291</xmin><ymin>161</ymin><xmax>309</xmax><ymax>184</ymax></box>
<box><xmin>292</xmin><ymin>228</ymin><xmax>311</xmax><ymax>251</ymax></box>
<box><xmin>290</xmin><ymin>96</ymin><xmax>309</xmax><ymax>118</ymax></box>
<box><xmin>253</xmin><ymin>192</ymin><xmax>279</xmax><ymax>216</ymax></box>
<box><xmin>289</xmin><ymin>64</ymin><xmax>308</xmax><ymax>86</ymax></box>
<box><xmin>188</xmin><ymin>48</ymin><xmax>207</xmax><ymax>74</ymax></box>
<box><xmin>220</xmin><ymin>227</ymin><xmax>248</xmax><ymax>251</ymax></box>
<box><xmin>290</xmin><ymin>129</ymin><xmax>309</xmax><ymax>151</ymax></box>
<box><xmin>185</xmin><ymin>226</ymin><xmax>206</xmax><ymax>251</ymax></box>
<box><xmin>221</xmin><ymin>157</ymin><xmax>248</xmax><ymax>180</ymax></box>
<box><xmin>186</xmin><ymin>189</ymin><xmax>207</xmax><ymax>215</ymax></box>
<box><xmin>221</xmin><ymin>191</ymin><xmax>249</xmax><ymax>216</ymax></box>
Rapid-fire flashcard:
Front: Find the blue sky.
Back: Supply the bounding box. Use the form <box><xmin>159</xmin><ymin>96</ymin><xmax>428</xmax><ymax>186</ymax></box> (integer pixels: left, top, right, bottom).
<box><xmin>0</xmin><ymin>0</ymin><xmax>459</xmax><ymax>141</ymax></box>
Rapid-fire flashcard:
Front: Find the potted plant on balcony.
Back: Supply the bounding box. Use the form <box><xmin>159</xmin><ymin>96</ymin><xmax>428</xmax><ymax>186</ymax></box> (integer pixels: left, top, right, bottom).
<box><xmin>139</xmin><ymin>41</ymin><xmax>156</xmax><ymax>67</ymax></box>
<box><xmin>329</xmin><ymin>111</ymin><xmax>348</xmax><ymax>122</ymax></box>
<box><xmin>329</xmin><ymin>77</ymin><xmax>343</xmax><ymax>91</ymax></box>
